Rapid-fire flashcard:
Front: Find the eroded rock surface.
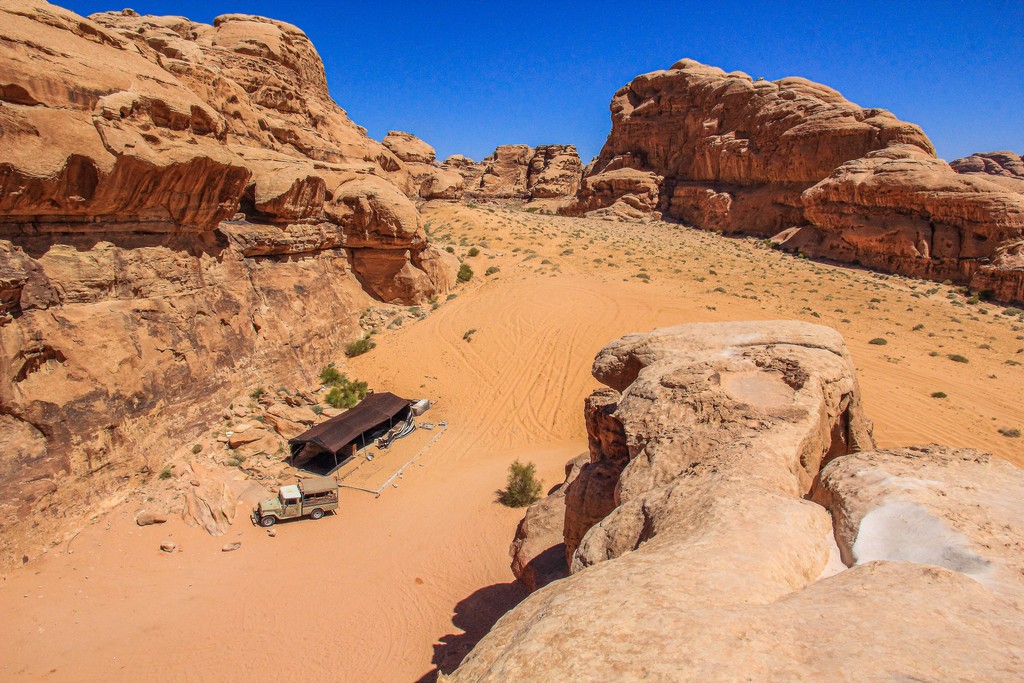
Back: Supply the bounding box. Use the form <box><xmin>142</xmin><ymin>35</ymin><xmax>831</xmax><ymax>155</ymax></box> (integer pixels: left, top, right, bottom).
<box><xmin>568</xmin><ymin>58</ymin><xmax>1024</xmax><ymax>302</ymax></box>
<box><xmin>449</xmin><ymin>322</ymin><xmax>1024</xmax><ymax>681</ymax></box>
<box><xmin>0</xmin><ymin>1</ymin><xmax>454</xmax><ymax>565</ymax></box>
<box><xmin>456</xmin><ymin>144</ymin><xmax>582</xmax><ymax>201</ymax></box>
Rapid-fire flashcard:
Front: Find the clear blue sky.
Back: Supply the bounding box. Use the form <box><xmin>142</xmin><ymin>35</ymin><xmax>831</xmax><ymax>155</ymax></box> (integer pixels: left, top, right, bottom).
<box><xmin>62</xmin><ymin>0</ymin><xmax>1023</xmax><ymax>164</ymax></box>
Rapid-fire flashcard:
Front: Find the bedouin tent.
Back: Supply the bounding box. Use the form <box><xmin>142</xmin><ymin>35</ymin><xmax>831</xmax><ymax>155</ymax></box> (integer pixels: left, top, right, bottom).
<box><xmin>289</xmin><ymin>392</ymin><xmax>412</xmax><ymax>469</ymax></box>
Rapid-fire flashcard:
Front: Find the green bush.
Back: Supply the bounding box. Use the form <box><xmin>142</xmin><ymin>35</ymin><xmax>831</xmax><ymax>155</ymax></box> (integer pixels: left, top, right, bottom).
<box><xmin>947</xmin><ymin>354</ymin><xmax>970</xmax><ymax>364</ymax></box>
<box><xmin>498</xmin><ymin>460</ymin><xmax>543</xmax><ymax>507</ymax></box>
<box><xmin>249</xmin><ymin>387</ymin><xmax>265</xmax><ymax>400</ymax></box>
<box><xmin>345</xmin><ymin>335</ymin><xmax>376</xmax><ymax>358</ymax></box>
<box><xmin>998</xmin><ymin>427</ymin><xmax>1021</xmax><ymax>438</ymax></box>
<box><xmin>463</xmin><ymin>328</ymin><xmax>477</xmax><ymax>342</ymax></box>
<box><xmin>319</xmin><ymin>364</ymin><xmax>343</xmax><ymax>385</ymax></box>
<box><xmin>930</xmin><ymin>391</ymin><xmax>947</xmax><ymax>399</ymax></box>
<box><xmin>868</xmin><ymin>338</ymin><xmax>888</xmax><ymax>345</ymax></box>
<box><xmin>325</xmin><ymin>377</ymin><xmax>369</xmax><ymax>409</ymax></box>
<box><xmin>457</xmin><ymin>263</ymin><xmax>474</xmax><ymax>282</ymax></box>
<box><xmin>191</xmin><ymin>444</ymin><xmax>202</xmax><ymax>454</ymax></box>
<box><xmin>467</xmin><ymin>247</ymin><xmax>480</xmax><ymax>257</ymax></box>
<box><xmin>158</xmin><ymin>466</ymin><xmax>173</xmax><ymax>480</ymax></box>
<box><xmin>485</xmin><ymin>266</ymin><xmax>500</xmax><ymax>276</ymax></box>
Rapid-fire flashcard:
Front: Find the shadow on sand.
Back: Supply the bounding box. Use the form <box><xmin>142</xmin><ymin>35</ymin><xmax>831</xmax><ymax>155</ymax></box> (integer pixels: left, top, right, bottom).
<box><xmin>415</xmin><ymin>580</ymin><xmax>528</xmax><ymax>682</ymax></box>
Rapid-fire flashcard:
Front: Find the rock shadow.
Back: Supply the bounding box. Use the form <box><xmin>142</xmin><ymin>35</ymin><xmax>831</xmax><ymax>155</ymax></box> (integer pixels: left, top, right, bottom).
<box><xmin>416</xmin><ymin>580</ymin><xmax>528</xmax><ymax>682</ymax></box>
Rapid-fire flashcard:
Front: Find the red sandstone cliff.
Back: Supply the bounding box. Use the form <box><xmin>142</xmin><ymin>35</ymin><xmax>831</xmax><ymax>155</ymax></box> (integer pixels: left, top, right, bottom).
<box><xmin>0</xmin><ymin>0</ymin><xmax>456</xmax><ymax>563</ymax></box>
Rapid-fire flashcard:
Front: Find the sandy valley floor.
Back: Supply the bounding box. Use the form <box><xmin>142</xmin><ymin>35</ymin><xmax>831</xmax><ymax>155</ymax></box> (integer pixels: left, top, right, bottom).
<box><xmin>2</xmin><ymin>204</ymin><xmax>1022</xmax><ymax>681</ymax></box>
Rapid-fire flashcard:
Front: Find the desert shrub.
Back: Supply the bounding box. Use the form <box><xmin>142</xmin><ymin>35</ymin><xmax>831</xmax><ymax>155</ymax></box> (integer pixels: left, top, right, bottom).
<box><xmin>463</xmin><ymin>328</ymin><xmax>477</xmax><ymax>342</ymax></box>
<box><xmin>311</xmin><ymin>404</ymin><xmax>324</xmax><ymax>415</ymax></box>
<box><xmin>467</xmin><ymin>247</ymin><xmax>480</xmax><ymax>257</ymax></box>
<box><xmin>325</xmin><ymin>377</ymin><xmax>369</xmax><ymax>409</ymax></box>
<box><xmin>159</xmin><ymin>466</ymin><xmax>173</xmax><ymax>480</ymax></box>
<box><xmin>912</xmin><ymin>323</ymin><xmax>925</xmax><ymax>331</ymax></box>
<box><xmin>931</xmin><ymin>391</ymin><xmax>947</xmax><ymax>399</ymax></box>
<box><xmin>445</xmin><ymin>246</ymin><xmax>455</xmax><ymax>253</ymax></box>
<box><xmin>485</xmin><ymin>266</ymin><xmax>500</xmax><ymax>276</ymax></box>
<box><xmin>319</xmin><ymin>364</ymin><xmax>343</xmax><ymax>385</ymax></box>
<box><xmin>191</xmin><ymin>444</ymin><xmax>202</xmax><ymax>454</ymax></box>
<box><xmin>498</xmin><ymin>460</ymin><xmax>543</xmax><ymax>507</ymax></box>
<box><xmin>868</xmin><ymin>338</ymin><xmax>888</xmax><ymax>345</ymax></box>
<box><xmin>947</xmin><ymin>354</ymin><xmax>970</xmax><ymax>363</ymax></box>
<box><xmin>345</xmin><ymin>335</ymin><xmax>376</xmax><ymax>358</ymax></box>
<box><xmin>998</xmin><ymin>427</ymin><xmax>1021</xmax><ymax>438</ymax></box>
<box><xmin>457</xmin><ymin>263</ymin><xmax>474</xmax><ymax>283</ymax></box>
<box><xmin>249</xmin><ymin>387</ymin><xmax>265</xmax><ymax>400</ymax></box>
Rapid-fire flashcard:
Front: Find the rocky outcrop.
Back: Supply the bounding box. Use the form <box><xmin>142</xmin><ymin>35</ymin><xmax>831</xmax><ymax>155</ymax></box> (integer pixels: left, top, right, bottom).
<box><xmin>456</xmin><ymin>144</ymin><xmax>582</xmax><ymax>201</ymax></box>
<box><xmin>0</xmin><ymin>1</ymin><xmax>455</xmax><ymax>565</ymax></box>
<box><xmin>776</xmin><ymin>144</ymin><xmax>1024</xmax><ymax>288</ymax></box>
<box><xmin>569</xmin><ymin>58</ymin><xmax>1024</xmax><ymax>302</ymax></box>
<box><xmin>383</xmin><ymin>130</ymin><xmax>436</xmax><ymax>164</ymax></box>
<box><xmin>573</xmin><ymin>59</ymin><xmax>931</xmax><ymax>231</ymax></box>
<box><xmin>448</xmin><ymin>323</ymin><xmax>1024</xmax><ymax>681</ymax></box>
<box><xmin>952</xmin><ymin>150</ymin><xmax>1024</xmax><ymax>180</ymax></box>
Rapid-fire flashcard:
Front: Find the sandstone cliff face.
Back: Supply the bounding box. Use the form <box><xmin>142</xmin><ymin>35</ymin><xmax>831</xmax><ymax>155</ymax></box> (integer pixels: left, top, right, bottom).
<box><xmin>450</xmin><ymin>323</ymin><xmax>1024</xmax><ymax>681</ymax></box>
<box><xmin>0</xmin><ymin>1</ymin><xmax>454</xmax><ymax>564</ymax></box>
<box><xmin>571</xmin><ymin>58</ymin><xmax>1024</xmax><ymax>302</ymax></box>
<box><xmin>455</xmin><ymin>144</ymin><xmax>582</xmax><ymax>201</ymax></box>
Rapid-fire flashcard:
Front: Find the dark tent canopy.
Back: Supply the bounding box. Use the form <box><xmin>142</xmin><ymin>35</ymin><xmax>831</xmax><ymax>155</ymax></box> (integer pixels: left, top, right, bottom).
<box><xmin>289</xmin><ymin>392</ymin><xmax>412</xmax><ymax>468</ymax></box>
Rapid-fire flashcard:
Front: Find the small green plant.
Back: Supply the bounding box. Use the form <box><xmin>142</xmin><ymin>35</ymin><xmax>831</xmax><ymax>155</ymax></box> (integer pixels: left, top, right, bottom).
<box><xmin>249</xmin><ymin>387</ymin><xmax>265</xmax><ymax>400</ymax></box>
<box><xmin>311</xmin><ymin>404</ymin><xmax>324</xmax><ymax>415</ymax></box>
<box><xmin>485</xmin><ymin>266</ymin><xmax>500</xmax><ymax>276</ymax></box>
<box><xmin>191</xmin><ymin>444</ymin><xmax>202</xmax><ymax>454</ymax></box>
<box><xmin>912</xmin><ymin>323</ymin><xmax>925</xmax><ymax>331</ymax></box>
<box><xmin>497</xmin><ymin>460</ymin><xmax>543</xmax><ymax>507</ymax></box>
<box><xmin>947</xmin><ymin>354</ymin><xmax>970</xmax><ymax>364</ymax></box>
<box><xmin>325</xmin><ymin>377</ymin><xmax>369</xmax><ymax>409</ymax></box>
<box><xmin>320</xmin><ymin>364</ymin><xmax>343</xmax><ymax>385</ymax></box>
<box><xmin>463</xmin><ymin>328</ymin><xmax>477</xmax><ymax>342</ymax></box>
<box><xmin>345</xmin><ymin>335</ymin><xmax>376</xmax><ymax>358</ymax></box>
<box><xmin>457</xmin><ymin>263</ymin><xmax>474</xmax><ymax>283</ymax></box>
<box><xmin>467</xmin><ymin>247</ymin><xmax>480</xmax><ymax>257</ymax></box>
<box><xmin>868</xmin><ymin>338</ymin><xmax>888</xmax><ymax>345</ymax></box>
<box><xmin>159</xmin><ymin>466</ymin><xmax>173</xmax><ymax>480</ymax></box>
<box><xmin>930</xmin><ymin>391</ymin><xmax>947</xmax><ymax>399</ymax></box>
<box><xmin>998</xmin><ymin>427</ymin><xmax>1021</xmax><ymax>438</ymax></box>
<box><xmin>445</xmin><ymin>245</ymin><xmax>455</xmax><ymax>253</ymax></box>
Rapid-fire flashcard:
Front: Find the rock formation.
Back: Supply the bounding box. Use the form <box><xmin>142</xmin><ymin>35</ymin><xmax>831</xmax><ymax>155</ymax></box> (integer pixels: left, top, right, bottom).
<box><xmin>0</xmin><ymin>0</ymin><xmax>455</xmax><ymax>565</ymax></box>
<box><xmin>952</xmin><ymin>150</ymin><xmax>1024</xmax><ymax>182</ymax></box>
<box><xmin>454</xmin><ymin>144</ymin><xmax>582</xmax><ymax>201</ymax></box>
<box><xmin>449</xmin><ymin>322</ymin><xmax>1024</xmax><ymax>681</ymax></box>
<box><xmin>567</xmin><ymin>59</ymin><xmax>1024</xmax><ymax>302</ymax></box>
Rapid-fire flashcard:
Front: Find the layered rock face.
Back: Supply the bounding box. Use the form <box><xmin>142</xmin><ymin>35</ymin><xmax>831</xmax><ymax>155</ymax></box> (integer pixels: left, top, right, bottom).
<box><xmin>569</xmin><ymin>59</ymin><xmax>1024</xmax><ymax>302</ymax></box>
<box><xmin>449</xmin><ymin>322</ymin><xmax>1024</xmax><ymax>681</ymax></box>
<box><xmin>0</xmin><ymin>1</ymin><xmax>455</xmax><ymax>564</ymax></box>
<box><xmin>454</xmin><ymin>144</ymin><xmax>582</xmax><ymax>201</ymax></box>
<box><xmin>384</xmin><ymin>130</ymin><xmax>464</xmax><ymax>200</ymax></box>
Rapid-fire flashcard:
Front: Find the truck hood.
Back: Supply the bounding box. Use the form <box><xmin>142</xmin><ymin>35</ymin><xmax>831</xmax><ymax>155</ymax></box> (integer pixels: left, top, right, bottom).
<box><xmin>258</xmin><ymin>497</ymin><xmax>282</xmax><ymax>514</ymax></box>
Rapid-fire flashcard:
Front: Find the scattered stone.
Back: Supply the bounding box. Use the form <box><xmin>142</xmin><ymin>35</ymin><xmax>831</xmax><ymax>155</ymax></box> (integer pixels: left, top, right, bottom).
<box><xmin>135</xmin><ymin>511</ymin><xmax>167</xmax><ymax>526</ymax></box>
<box><xmin>221</xmin><ymin>542</ymin><xmax>241</xmax><ymax>552</ymax></box>
<box><xmin>159</xmin><ymin>541</ymin><xmax>176</xmax><ymax>553</ymax></box>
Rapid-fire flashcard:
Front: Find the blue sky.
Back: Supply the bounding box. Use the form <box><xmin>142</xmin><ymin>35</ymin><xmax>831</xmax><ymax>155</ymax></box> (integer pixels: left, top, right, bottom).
<box><xmin>63</xmin><ymin>0</ymin><xmax>1023</xmax><ymax>164</ymax></box>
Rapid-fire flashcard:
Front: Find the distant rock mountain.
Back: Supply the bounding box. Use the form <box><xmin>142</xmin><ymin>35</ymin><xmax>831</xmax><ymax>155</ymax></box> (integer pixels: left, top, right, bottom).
<box><xmin>0</xmin><ymin>0</ymin><xmax>457</xmax><ymax>564</ymax></box>
<box><xmin>951</xmin><ymin>150</ymin><xmax>1024</xmax><ymax>180</ymax></box>
<box><xmin>449</xmin><ymin>144</ymin><xmax>583</xmax><ymax>201</ymax></box>
<box><xmin>563</xmin><ymin>59</ymin><xmax>1024</xmax><ymax>303</ymax></box>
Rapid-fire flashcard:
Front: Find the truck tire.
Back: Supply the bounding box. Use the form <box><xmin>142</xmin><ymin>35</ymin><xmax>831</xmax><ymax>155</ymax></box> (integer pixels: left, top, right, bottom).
<box><xmin>310</xmin><ymin>508</ymin><xmax>324</xmax><ymax>520</ymax></box>
<box><xmin>260</xmin><ymin>515</ymin><xmax>276</xmax><ymax>527</ymax></box>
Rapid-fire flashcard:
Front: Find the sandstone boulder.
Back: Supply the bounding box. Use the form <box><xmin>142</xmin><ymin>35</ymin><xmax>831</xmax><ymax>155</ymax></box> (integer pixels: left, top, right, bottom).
<box><xmin>383</xmin><ymin>131</ymin><xmax>436</xmax><ymax>164</ymax></box>
<box><xmin>457</xmin><ymin>144</ymin><xmax>583</xmax><ymax>201</ymax></box>
<box><xmin>449</xmin><ymin>323</ymin><xmax>1024</xmax><ymax>681</ymax></box>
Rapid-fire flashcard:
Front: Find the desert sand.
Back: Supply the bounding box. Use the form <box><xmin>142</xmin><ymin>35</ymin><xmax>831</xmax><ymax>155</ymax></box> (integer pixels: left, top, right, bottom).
<box><xmin>1</xmin><ymin>203</ymin><xmax>1022</xmax><ymax>681</ymax></box>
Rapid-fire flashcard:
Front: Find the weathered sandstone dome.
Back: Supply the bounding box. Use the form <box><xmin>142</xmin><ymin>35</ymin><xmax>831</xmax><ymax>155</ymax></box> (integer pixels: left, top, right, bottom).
<box><xmin>449</xmin><ymin>322</ymin><xmax>1024</xmax><ymax>681</ymax></box>
<box><xmin>564</xmin><ymin>59</ymin><xmax>1024</xmax><ymax>303</ymax></box>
